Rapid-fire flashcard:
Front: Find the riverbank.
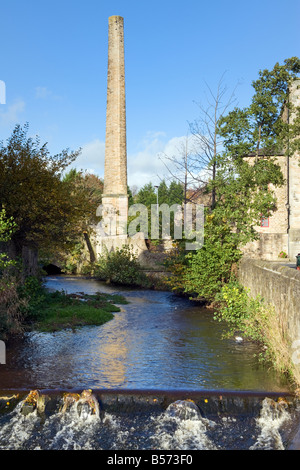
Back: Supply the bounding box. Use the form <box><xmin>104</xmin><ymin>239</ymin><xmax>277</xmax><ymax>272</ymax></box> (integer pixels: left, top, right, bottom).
<box><xmin>11</xmin><ymin>277</ymin><xmax>129</xmax><ymax>335</ymax></box>
<box><xmin>237</xmin><ymin>258</ymin><xmax>300</xmax><ymax>388</ymax></box>
<box><xmin>28</xmin><ymin>289</ymin><xmax>129</xmax><ymax>333</ymax></box>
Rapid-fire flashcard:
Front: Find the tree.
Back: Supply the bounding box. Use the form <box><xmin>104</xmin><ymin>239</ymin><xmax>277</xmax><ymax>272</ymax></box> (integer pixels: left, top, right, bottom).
<box><xmin>135</xmin><ymin>180</ymin><xmax>184</xmax><ymax>208</ymax></box>
<box><xmin>168</xmin><ymin>180</ymin><xmax>185</xmax><ymax>205</ymax></box>
<box><xmin>167</xmin><ymin>58</ymin><xmax>300</xmax><ymax>301</ymax></box>
<box><xmin>0</xmin><ymin>209</ymin><xmax>17</xmax><ymax>273</ymax></box>
<box><xmin>0</xmin><ymin>123</ymin><xmax>84</xmax><ymax>275</ymax></box>
<box><xmin>218</xmin><ymin>57</ymin><xmax>300</xmax><ymax>161</ymax></box>
<box><xmin>135</xmin><ymin>182</ymin><xmax>157</xmax><ymax>207</ymax></box>
<box><xmin>158</xmin><ymin>134</ymin><xmax>200</xmax><ymax>203</ymax></box>
<box><xmin>189</xmin><ymin>75</ymin><xmax>238</xmax><ymax>209</ymax></box>
<box><xmin>62</xmin><ymin>169</ymin><xmax>104</xmax><ymax>263</ymax></box>
<box><xmin>159</xmin><ymin>77</ymin><xmax>238</xmax><ymax>209</ymax></box>
<box><xmin>134</xmin><ymin>180</ymin><xmax>185</xmax><ymax>241</ymax></box>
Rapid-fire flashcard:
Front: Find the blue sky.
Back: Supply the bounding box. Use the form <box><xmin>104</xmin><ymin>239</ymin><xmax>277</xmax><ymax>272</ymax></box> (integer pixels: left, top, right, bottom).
<box><xmin>0</xmin><ymin>0</ymin><xmax>299</xmax><ymax>188</ymax></box>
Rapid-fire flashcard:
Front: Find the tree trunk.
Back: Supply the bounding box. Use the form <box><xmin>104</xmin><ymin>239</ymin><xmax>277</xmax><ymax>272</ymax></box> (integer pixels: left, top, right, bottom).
<box><xmin>83</xmin><ymin>232</ymin><xmax>96</xmax><ymax>263</ymax></box>
<box><xmin>21</xmin><ymin>244</ymin><xmax>39</xmax><ymax>280</ymax></box>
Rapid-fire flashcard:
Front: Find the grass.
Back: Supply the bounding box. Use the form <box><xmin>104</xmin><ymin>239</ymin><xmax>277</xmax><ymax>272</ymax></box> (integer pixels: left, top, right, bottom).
<box><xmin>29</xmin><ymin>290</ymin><xmax>129</xmax><ymax>333</ymax></box>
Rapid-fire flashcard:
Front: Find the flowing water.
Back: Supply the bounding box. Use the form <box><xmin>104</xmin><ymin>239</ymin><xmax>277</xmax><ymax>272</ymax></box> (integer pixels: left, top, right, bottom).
<box><xmin>0</xmin><ymin>390</ymin><xmax>299</xmax><ymax>450</ymax></box>
<box><xmin>0</xmin><ymin>275</ymin><xmax>299</xmax><ymax>450</ymax></box>
<box><xmin>0</xmin><ymin>275</ymin><xmax>291</xmax><ymax>391</ymax></box>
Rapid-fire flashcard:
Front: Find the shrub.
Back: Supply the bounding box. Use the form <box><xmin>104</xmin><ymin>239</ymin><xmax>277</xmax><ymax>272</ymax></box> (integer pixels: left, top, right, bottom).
<box><xmin>94</xmin><ymin>245</ymin><xmax>148</xmax><ymax>286</ymax></box>
<box><xmin>17</xmin><ymin>276</ymin><xmax>46</xmax><ymax>319</ymax></box>
<box><xmin>214</xmin><ymin>278</ymin><xmax>295</xmax><ymax>380</ymax></box>
<box><xmin>0</xmin><ymin>276</ymin><xmax>28</xmax><ymax>339</ymax></box>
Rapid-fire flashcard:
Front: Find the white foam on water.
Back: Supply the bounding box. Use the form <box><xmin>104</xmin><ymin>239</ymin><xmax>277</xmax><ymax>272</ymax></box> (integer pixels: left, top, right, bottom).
<box><xmin>151</xmin><ymin>414</ymin><xmax>218</xmax><ymax>450</ymax></box>
<box><xmin>102</xmin><ymin>413</ymin><xmax>132</xmax><ymax>449</ymax></box>
<box><xmin>249</xmin><ymin>398</ymin><xmax>291</xmax><ymax>450</ymax></box>
<box><xmin>0</xmin><ymin>402</ymin><xmax>41</xmax><ymax>450</ymax></box>
<box><xmin>43</xmin><ymin>401</ymin><xmax>101</xmax><ymax>450</ymax></box>
<box><xmin>0</xmin><ymin>395</ymin><xmax>294</xmax><ymax>450</ymax></box>
<box><xmin>151</xmin><ymin>401</ymin><xmax>218</xmax><ymax>450</ymax></box>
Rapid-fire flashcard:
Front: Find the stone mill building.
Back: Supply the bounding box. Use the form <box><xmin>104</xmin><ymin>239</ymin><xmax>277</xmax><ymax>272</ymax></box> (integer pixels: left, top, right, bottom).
<box><xmin>244</xmin><ymin>79</ymin><xmax>300</xmax><ymax>261</ymax></box>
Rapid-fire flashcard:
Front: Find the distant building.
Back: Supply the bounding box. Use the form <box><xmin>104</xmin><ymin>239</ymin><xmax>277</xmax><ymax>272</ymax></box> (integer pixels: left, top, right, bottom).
<box><xmin>243</xmin><ymin>80</ymin><xmax>300</xmax><ymax>261</ymax></box>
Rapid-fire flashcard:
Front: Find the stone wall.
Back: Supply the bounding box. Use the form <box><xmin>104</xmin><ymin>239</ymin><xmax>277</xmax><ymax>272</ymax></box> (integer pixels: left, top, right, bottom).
<box><xmin>238</xmin><ymin>257</ymin><xmax>300</xmax><ymax>374</ymax></box>
<box><xmin>242</xmin><ymin>233</ymin><xmax>288</xmax><ymax>260</ymax></box>
<box><xmin>242</xmin><ymin>154</ymin><xmax>289</xmax><ymax>261</ymax></box>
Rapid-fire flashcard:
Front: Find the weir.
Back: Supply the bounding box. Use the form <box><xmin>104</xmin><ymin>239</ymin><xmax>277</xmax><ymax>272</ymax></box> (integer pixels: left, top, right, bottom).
<box><xmin>0</xmin><ymin>388</ymin><xmax>300</xmax><ymax>450</ymax></box>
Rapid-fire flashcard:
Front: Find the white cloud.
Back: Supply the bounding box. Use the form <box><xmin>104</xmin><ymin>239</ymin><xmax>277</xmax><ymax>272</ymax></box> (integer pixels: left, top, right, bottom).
<box><xmin>127</xmin><ymin>132</ymin><xmax>168</xmax><ymax>187</ymax></box>
<box><xmin>72</xmin><ymin>138</ymin><xmax>105</xmax><ymax>175</ymax></box>
<box><xmin>128</xmin><ymin>132</ymin><xmax>206</xmax><ymax>189</ymax></box>
<box><xmin>69</xmin><ymin>132</ymin><xmax>205</xmax><ymax>190</ymax></box>
<box><xmin>0</xmin><ymin>99</ymin><xmax>25</xmax><ymax>126</ymax></box>
<box><xmin>35</xmin><ymin>86</ymin><xmax>51</xmax><ymax>99</ymax></box>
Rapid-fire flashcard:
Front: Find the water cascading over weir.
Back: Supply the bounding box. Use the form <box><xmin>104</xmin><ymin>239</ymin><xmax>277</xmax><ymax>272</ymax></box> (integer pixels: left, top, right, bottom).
<box><xmin>1</xmin><ymin>389</ymin><xmax>300</xmax><ymax>450</ymax></box>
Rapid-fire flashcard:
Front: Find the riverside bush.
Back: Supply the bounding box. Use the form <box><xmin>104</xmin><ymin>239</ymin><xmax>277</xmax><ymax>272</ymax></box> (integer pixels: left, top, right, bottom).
<box><xmin>215</xmin><ymin>279</ymin><xmax>294</xmax><ymax>380</ymax></box>
<box><xmin>94</xmin><ymin>245</ymin><xmax>149</xmax><ymax>287</ymax></box>
<box><xmin>214</xmin><ymin>280</ymin><xmax>263</xmax><ymax>339</ymax></box>
<box><xmin>0</xmin><ymin>275</ymin><xmax>28</xmax><ymax>339</ymax></box>
<box><xmin>17</xmin><ymin>276</ymin><xmax>46</xmax><ymax>319</ymax></box>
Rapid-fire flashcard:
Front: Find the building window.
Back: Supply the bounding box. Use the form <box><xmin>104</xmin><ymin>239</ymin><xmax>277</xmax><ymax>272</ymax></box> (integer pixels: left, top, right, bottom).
<box><xmin>261</xmin><ymin>216</ymin><xmax>269</xmax><ymax>227</ymax></box>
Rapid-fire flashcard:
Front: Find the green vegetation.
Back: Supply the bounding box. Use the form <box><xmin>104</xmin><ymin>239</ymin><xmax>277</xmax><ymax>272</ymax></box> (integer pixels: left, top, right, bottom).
<box><xmin>94</xmin><ymin>245</ymin><xmax>150</xmax><ymax>287</ymax></box>
<box><xmin>0</xmin><ymin>125</ymin><xmax>111</xmax><ymax>338</ymax></box>
<box><xmin>17</xmin><ymin>276</ymin><xmax>127</xmax><ymax>333</ymax></box>
<box><xmin>0</xmin><ymin>125</ymin><xmax>79</xmax><ymax>273</ymax></box>
<box><xmin>0</xmin><ymin>212</ymin><xmax>125</xmax><ymax>338</ymax></box>
<box><xmin>27</xmin><ymin>289</ymin><xmax>126</xmax><ymax>333</ymax></box>
<box><xmin>0</xmin><ymin>124</ymin><xmax>105</xmax><ymax>277</ymax></box>
<box><xmin>215</xmin><ymin>279</ymin><xmax>295</xmax><ymax>381</ymax></box>
<box><xmin>132</xmin><ymin>179</ymin><xmax>185</xmax><ymax>241</ymax></box>
<box><xmin>0</xmin><ymin>57</ymin><xmax>300</xmax><ymax>387</ymax></box>
<box><xmin>0</xmin><ymin>209</ymin><xmax>25</xmax><ymax>339</ymax></box>
<box><xmin>166</xmin><ymin>58</ymin><xmax>300</xmax><ymax>301</ymax></box>
<box><xmin>164</xmin><ymin>58</ymin><xmax>300</xmax><ymax>383</ymax></box>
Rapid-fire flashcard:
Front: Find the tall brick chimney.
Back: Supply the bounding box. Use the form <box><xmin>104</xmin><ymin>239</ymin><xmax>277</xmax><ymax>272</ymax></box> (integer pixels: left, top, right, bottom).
<box><xmin>102</xmin><ymin>15</ymin><xmax>128</xmax><ymax>236</ymax></box>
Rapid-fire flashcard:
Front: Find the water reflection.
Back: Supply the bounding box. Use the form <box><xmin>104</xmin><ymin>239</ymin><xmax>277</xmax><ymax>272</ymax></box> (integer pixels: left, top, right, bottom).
<box><xmin>0</xmin><ymin>276</ymin><xmax>290</xmax><ymax>391</ymax></box>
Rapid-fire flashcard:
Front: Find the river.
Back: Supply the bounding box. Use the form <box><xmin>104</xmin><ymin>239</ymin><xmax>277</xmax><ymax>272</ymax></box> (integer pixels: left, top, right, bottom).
<box><xmin>0</xmin><ymin>275</ymin><xmax>299</xmax><ymax>451</ymax></box>
<box><xmin>0</xmin><ymin>275</ymin><xmax>290</xmax><ymax>391</ymax></box>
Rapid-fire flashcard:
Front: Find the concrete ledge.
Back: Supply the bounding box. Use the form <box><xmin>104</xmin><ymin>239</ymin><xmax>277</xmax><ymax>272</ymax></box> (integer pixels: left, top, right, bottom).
<box><xmin>0</xmin><ymin>388</ymin><xmax>296</xmax><ymax>417</ymax></box>
<box><xmin>238</xmin><ymin>257</ymin><xmax>300</xmax><ymax>282</ymax></box>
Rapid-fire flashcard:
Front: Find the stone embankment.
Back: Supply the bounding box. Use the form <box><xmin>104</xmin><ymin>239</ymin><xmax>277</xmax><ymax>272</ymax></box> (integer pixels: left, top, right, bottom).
<box><xmin>238</xmin><ymin>258</ymin><xmax>300</xmax><ymax>375</ymax></box>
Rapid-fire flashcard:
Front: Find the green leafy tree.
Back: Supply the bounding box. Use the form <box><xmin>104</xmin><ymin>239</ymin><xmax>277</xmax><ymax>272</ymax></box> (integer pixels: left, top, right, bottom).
<box><xmin>167</xmin><ymin>58</ymin><xmax>300</xmax><ymax>301</ymax></box>
<box><xmin>0</xmin><ymin>209</ymin><xmax>26</xmax><ymax>339</ymax></box>
<box><xmin>61</xmin><ymin>169</ymin><xmax>104</xmax><ymax>264</ymax></box>
<box><xmin>135</xmin><ymin>179</ymin><xmax>184</xmax><ymax>208</ymax></box>
<box><xmin>168</xmin><ymin>180</ymin><xmax>185</xmax><ymax>205</ymax></box>
<box><xmin>218</xmin><ymin>57</ymin><xmax>300</xmax><ymax>161</ymax></box>
<box><xmin>134</xmin><ymin>180</ymin><xmax>184</xmax><ymax>241</ymax></box>
<box><xmin>0</xmin><ymin>124</ymin><xmax>84</xmax><ymax>274</ymax></box>
<box><xmin>135</xmin><ymin>182</ymin><xmax>157</xmax><ymax>207</ymax></box>
<box><xmin>0</xmin><ymin>209</ymin><xmax>17</xmax><ymax>273</ymax></box>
